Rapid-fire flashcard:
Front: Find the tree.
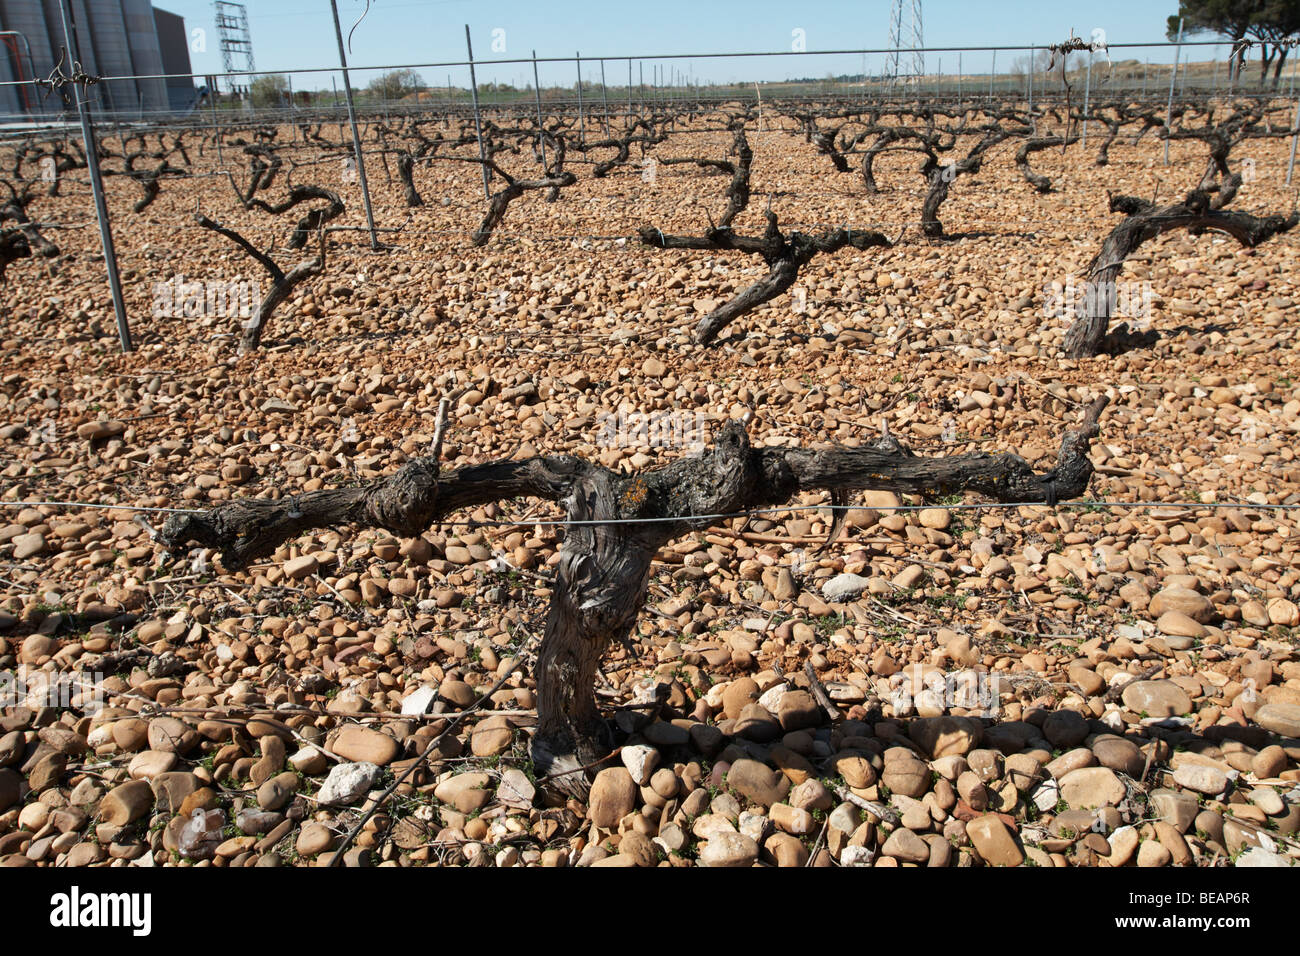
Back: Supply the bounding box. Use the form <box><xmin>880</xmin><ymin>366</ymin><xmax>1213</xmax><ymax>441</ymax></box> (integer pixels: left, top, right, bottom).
<box><xmin>1250</xmin><ymin>0</ymin><xmax>1300</xmax><ymax>86</ymax></box>
<box><xmin>367</xmin><ymin>69</ymin><xmax>425</xmax><ymax>102</ymax></box>
<box><xmin>1009</xmin><ymin>50</ymin><xmax>1055</xmax><ymax>75</ymax></box>
<box><xmin>1167</xmin><ymin>1</ymin><xmax>1258</xmax><ymax>82</ymax></box>
<box><xmin>249</xmin><ymin>74</ymin><xmax>288</xmax><ymax>109</ymax></box>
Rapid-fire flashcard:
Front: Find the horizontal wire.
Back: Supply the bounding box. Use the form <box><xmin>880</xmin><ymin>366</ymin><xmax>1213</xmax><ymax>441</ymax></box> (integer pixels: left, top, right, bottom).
<box><xmin>0</xmin><ymin>500</ymin><xmax>198</xmax><ymax>515</ymax></box>
<box><xmin>2</xmin><ymin>497</ymin><xmax>1298</xmax><ymax>529</ymax></box>
<box><xmin>0</xmin><ymin>39</ymin><xmax>1243</xmax><ymax>89</ymax></box>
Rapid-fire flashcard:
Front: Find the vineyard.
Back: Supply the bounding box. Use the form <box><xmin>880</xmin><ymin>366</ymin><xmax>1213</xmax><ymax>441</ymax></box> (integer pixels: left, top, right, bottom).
<box><xmin>1</xmin><ymin>36</ymin><xmax>1300</xmax><ymax>872</ymax></box>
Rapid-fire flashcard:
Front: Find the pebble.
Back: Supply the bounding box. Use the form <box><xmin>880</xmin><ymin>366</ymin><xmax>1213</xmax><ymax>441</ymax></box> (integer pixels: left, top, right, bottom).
<box><xmin>621</xmin><ymin>744</ymin><xmax>660</xmax><ymax>785</ymax></box>
<box><xmin>497</xmin><ymin>768</ymin><xmax>535</xmax><ymax>810</ymax></box>
<box><xmin>469</xmin><ymin>716</ymin><xmax>513</xmax><ymax>757</ymax></box>
<box><xmin>881</xmin><ymin>827</ymin><xmax>930</xmax><ymax>863</ymax></box>
<box><xmin>1149</xmin><ymin>587</ymin><xmax>1215</xmax><ymax>623</ymax></box>
<box><xmin>297</xmin><ymin>823</ymin><xmax>336</xmax><ymax>857</ymax></box>
<box><xmin>1059</xmin><ymin>767</ymin><xmax>1126</xmax><ymax>809</ymax></box>
<box><xmin>1137</xmin><ymin>839</ymin><xmax>1172</xmax><ymax>867</ymax></box>
<box><xmin>1042</xmin><ymin>709</ymin><xmax>1090</xmax><ymax>748</ymax></box>
<box><xmin>588</xmin><ymin>767</ymin><xmax>637</xmax><ymax>828</ymax></box>
<box><xmin>699</xmin><ymin>831</ymin><xmax>758</xmax><ymax>867</ymax></box>
<box><xmin>881</xmin><ymin>751</ymin><xmax>930</xmax><ymax>798</ymax></box>
<box><xmin>4</xmin><ymin>130</ymin><xmax>1300</xmax><ymax>872</ymax></box>
<box><xmin>1091</xmin><ymin>736</ymin><xmax>1145</xmax><ymax>777</ymax></box>
<box><xmin>317</xmin><ymin>762</ymin><xmax>379</xmax><ymax>807</ymax></box>
<box><xmin>432</xmin><ymin>772</ymin><xmax>493</xmax><ymax>814</ymax></box>
<box><xmin>1121</xmin><ymin>680</ymin><xmax>1193</xmax><ymax>718</ymax></box>
<box><xmin>726</xmin><ymin>759</ymin><xmax>791</xmax><ymax>807</ymax></box>
<box><xmin>908</xmin><ymin>716</ymin><xmax>981</xmax><ymax>758</ymax></box>
<box><xmin>11</xmin><ymin>533</ymin><xmax>47</xmax><ymax>560</ymax></box>
<box><xmin>1172</xmin><ymin>764</ymin><xmax>1229</xmax><ymax>796</ymax></box>
<box><xmin>1255</xmin><ymin>703</ymin><xmax>1300</xmax><ymax>739</ymax></box>
<box><xmin>967</xmin><ymin>814</ymin><xmax>1024</xmax><ymax>867</ymax></box>
<box><xmin>99</xmin><ymin>780</ymin><xmax>153</xmax><ymax>826</ymax></box>
<box><xmin>1150</xmin><ymin>789</ymin><xmax>1200</xmax><ymax>833</ymax></box>
<box><xmin>1235</xmin><ymin>847</ymin><xmax>1292</xmax><ymax>867</ymax></box>
<box><xmin>822</xmin><ymin>573</ymin><xmax>871</xmax><ymax>603</ymax></box>
<box><xmin>257</xmin><ymin>771</ymin><xmax>301</xmax><ymax>811</ymax></box>
<box><xmin>1103</xmin><ymin>826</ymin><xmax>1139</xmax><ymax>866</ymax></box>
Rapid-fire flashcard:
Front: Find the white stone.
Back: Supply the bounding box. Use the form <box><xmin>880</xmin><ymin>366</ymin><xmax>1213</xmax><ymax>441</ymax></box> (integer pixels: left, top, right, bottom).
<box><xmin>698</xmin><ymin>831</ymin><xmax>758</xmax><ymax>867</ymax></box>
<box><xmin>316</xmin><ymin>761</ymin><xmax>379</xmax><ymax>806</ymax></box>
<box><xmin>738</xmin><ymin>810</ymin><xmax>770</xmax><ymax>844</ymax></box>
<box><xmin>1173</xmin><ymin>763</ymin><xmax>1228</xmax><ymax>796</ymax></box>
<box><xmin>620</xmin><ymin>744</ymin><xmax>660</xmax><ymax>786</ymax></box>
<box><xmin>757</xmin><ymin>682</ymin><xmax>789</xmax><ymax>713</ymax></box>
<box><xmin>400</xmin><ymin>685</ymin><xmax>438</xmax><ymax>717</ymax></box>
<box><xmin>1235</xmin><ymin>847</ymin><xmax>1292</xmax><ymax>868</ymax></box>
<box><xmin>840</xmin><ymin>845</ymin><xmax>874</xmax><ymax>867</ymax></box>
<box><xmin>1031</xmin><ymin>779</ymin><xmax>1061</xmax><ymax>813</ymax></box>
<box><xmin>822</xmin><ymin>573</ymin><xmax>871</xmax><ymax>603</ymax></box>
<box><xmin>497</xmin><ymin>768</ymin><xmax>535</xmax><ymax>810</ymax></box>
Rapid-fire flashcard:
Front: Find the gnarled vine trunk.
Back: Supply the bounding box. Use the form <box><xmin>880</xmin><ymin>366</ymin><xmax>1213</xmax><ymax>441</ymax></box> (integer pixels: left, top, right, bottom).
<box><xmin>159</xmin><ymin>401</ymin><xmax>1108</xmax><ymax>797</ymax></box>
<box><xmin>1062</xmin><ymin>183</ymin><xmax>1298</xmax><ymax>358</ymax></box>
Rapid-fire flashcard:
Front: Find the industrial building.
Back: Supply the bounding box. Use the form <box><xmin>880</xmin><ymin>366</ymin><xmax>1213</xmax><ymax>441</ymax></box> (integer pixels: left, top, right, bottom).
<box><xmin>0</xmin><ymin>0</ymin><xmax>196</xmax><ymax>120</ymax></box>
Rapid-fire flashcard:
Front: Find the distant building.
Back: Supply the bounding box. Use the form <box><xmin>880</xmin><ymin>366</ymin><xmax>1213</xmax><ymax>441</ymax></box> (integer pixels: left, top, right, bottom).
<box><xmin>153</xmin><ymin>6</ymin><xmax>195</xmax><ymax>114</ymax></box>
<box><xmin>0</xmin><ymin>0</ymin><xmax>195</xmax><ymax>119</ymax></box>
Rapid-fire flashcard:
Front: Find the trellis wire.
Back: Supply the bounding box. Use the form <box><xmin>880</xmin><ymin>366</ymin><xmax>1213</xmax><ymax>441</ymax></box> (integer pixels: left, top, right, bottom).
<box><xmin>3</xmin><ymin>497</ymin><xmax>1300</xmax><ymax>528</ymax></box>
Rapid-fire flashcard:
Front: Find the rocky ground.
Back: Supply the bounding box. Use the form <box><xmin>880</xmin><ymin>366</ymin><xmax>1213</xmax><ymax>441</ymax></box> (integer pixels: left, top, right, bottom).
<box><xmin>0</xmin><ymin>109</ymin><xmax>1298</xmax><ymax>867</ymax></box>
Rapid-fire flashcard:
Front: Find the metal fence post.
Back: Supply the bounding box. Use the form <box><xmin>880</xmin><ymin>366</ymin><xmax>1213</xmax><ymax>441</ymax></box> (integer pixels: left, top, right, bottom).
<box><xmin>1082</xmin><ymin>53</ymin><xmax>1092</xmax><ymax>149</ymax></box>
<box><xmin>1028</xmin><ymin>46</ymin><xmax>1034</xmax><ymax>117</ymax></box>
<box><xmin>532</xmin><ymin>50</ymin><xmax>546</xmax><ymax>168</ymax></box>
<box><xmin>328</xmin><ymin>0</ymin><xmax>379</xmax><ymax>250</ymax></box>
<box><xmin>464</xmin><ymin>24</ymin><xmax>491</xmax><ymax>200</ymax></box>
<box><xmin>1286</xmin><ymin>93</ymin><xmax>1299</xmax><ymax>186</ymax></box>
<box><xmin>56</xmin><ymin>0</ymin><xmax>131</xmax><ymax>352</ymax></box>
<box><xmin>576</xmin><ymin>52</ymin><xmax>584</xmax><ymax>145</ymax></box>
<box><xmin>599</xmin><ymin>59</ymin><xmax>610</xmax><ymax>136</ymax></box>
<box><xmin>209</xmin><ymin>81</ymin><xmax>223</xmax><ymax>165</ymax></box>
<box><xmin>1165</xmin><ymin>18</ymin><xmax>1184</xmax><ymax>166</ymax></box>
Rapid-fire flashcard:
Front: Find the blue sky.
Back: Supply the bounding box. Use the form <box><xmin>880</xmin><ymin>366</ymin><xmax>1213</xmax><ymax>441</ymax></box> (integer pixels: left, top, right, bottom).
<box><xmin>156</xmin><ymin>0</ymin><xmax>1249</xmax><ymax>90</ymax></box>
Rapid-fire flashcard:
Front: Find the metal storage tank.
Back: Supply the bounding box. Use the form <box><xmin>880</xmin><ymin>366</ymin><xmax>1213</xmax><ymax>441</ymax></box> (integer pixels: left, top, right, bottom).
<box><xmin>153</xmin><ymin>5</ymin><xmax>193</xmax><ymax>114</ymax></box>
<box><xmin>0</xmin><ymin>1</ymin><xmax>186</xmax><ymax>119</ymax></box>
<box><xmin>123</xmin><ymin>0</ymin><xmax>166</xmax><ymax>116</ymax></box>
<box><xmin>0</xmin><ymin>0</ymin><xmax>59</xmax><ymax>117</ymax></box>
<box><xmin>80</xmin><ymin>0</ymin><xmax>135</xmax><ymax>114</ymax></box>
